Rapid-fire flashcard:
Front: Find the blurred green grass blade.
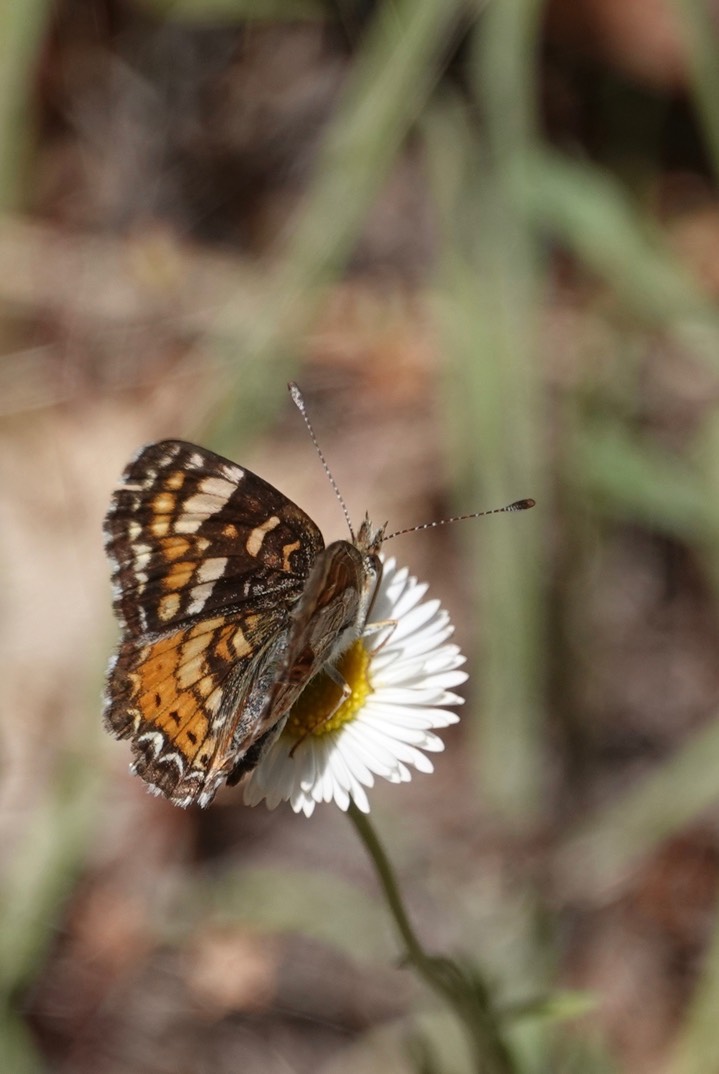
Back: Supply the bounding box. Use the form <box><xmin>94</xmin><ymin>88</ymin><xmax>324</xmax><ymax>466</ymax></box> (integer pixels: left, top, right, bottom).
<box><xmin>572</xmin><ymin>419</ymin><xmax>719</xmax><ymax>542</ymax></box>
<box><xmin>429</xmin><ymin>135</ymin><xmax>546</xmax><ymax>819</ymax></box>
<box><xmin>425</xmin><ymin>102</ymin><xmax>546</xmax><ymax>819</ymax></box>
<box><xmin>518</xmin><ymin>150</ymin><xmax>716</xmax><ymax>329</ymax></box>
<box><xmin>279</xmin><ymin>0</ymin><xmax>460</xmax><ymax>285</ymax></box>
<box><xmin>501</xmin><ymin>990</ymin><xmax>597</xmax><ymax>1025</ymax></box>
<box><xmin>0</xmin><ymin>1</ymin><xmax>49</xmax><ymax>211</ymax></box>
<box><xmin>670</xmin><ymin>0</ymin><xmax>719</xmax><ymax>177</ymax></box>
<box><xmin>0</xmin><ymin>750</ymin><xmax>103</xmax><ymax>998</ymax></box>
<box><xmin>560</xmin><ymin>413</ymin><xmax>719</xmax><ymax>896</ymax></box>
<box><xmin>474</xmin><ymin>0</ymin><xmax>544</xmax><ymax>157</ymax></box>
<box><xmin>208</xmin><ymin>0</ymin><xmax>465</xmax><ymax>442</ymax></box>
<box><xmin>142</xmin><ymin>0</ymin><xmax>324</xmax><ymax>18</ymax></box>
<box><xmin>551</xmin><ymin>1036</ymin><xmax>621</xmax><ymax>1074</ymax></box>
<box><xmin>671</xmin><ymin>901</ymin><xmax>719</xmax><ymax>1074</ymax></box>
<box><xmin>0</xmin><ymin>1006</ymin><xmax>44</xmax><ymax>1074</ymax></box>
<box><xmin>557</xmin><ymin>716</ymin><xmax>719</xmax><ymax>897</ymax></box>
<box><xmin>460</xmin><ymin>0</ymin><xmax>546</xmax><ymax>824</ymax></box>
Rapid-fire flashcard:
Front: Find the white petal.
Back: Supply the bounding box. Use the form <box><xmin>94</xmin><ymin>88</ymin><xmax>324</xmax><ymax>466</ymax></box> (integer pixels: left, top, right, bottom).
<box><xmin>384</xmin><ymin>601</ymin><xmax>439</xmax><ymax>646</ymax></box>
<box><xmin>348</xmin><ymin>780</ymin><xmax>370</xmax><ymax>813</ymax></box>
<box><xmin>386</xmin><ymin>582</ymin><xmax>430</xmax><ymax>622</ymax></box>
<box><xmin>367</xmin><ymin>685</ymin><xmax>464</xmax><ymax>706</ymax></box>
<box><xmin>374</xmin><ymin>650</ymin><xmax>466</xmax><ymax>687</ymax></box>
<box><xmin>341</xmin><ymin>722</ymin><xmax>404</xmax><ymax>777</ymax></box>
<box><xmin>370</xmin><ymin>622</ymin><xmax>455</xmax><ymax>662</ymax></box>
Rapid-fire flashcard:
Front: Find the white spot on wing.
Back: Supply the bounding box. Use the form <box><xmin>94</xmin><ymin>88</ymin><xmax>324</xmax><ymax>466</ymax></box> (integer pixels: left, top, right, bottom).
<box><xmin>200</xmin><ymin>476</ymin><xmax>236</xmax><ymax>500</ymax></box>
<box><xmin>221</xmin><ymin>464</ymin><xmax>244</xmax><ymax>483</ymax></box>
<box><xmin>182</xmin><ymin>493</ymin><xmax>226</xmax><ymax>517</ymax></box>
<box><xmin>134</xmin><ymin>544</ymin><xmax>151</xmax><ymax>571</ymax></box>
<box><xmin>137</xmin><ymin>731</ymin><xmax>164</xmax><ymax>757</ymax></box>
<box><xmin>176</xmin><ymin>479</ymin><xmax>235</xmax><ymax>529</ymax></box>
<box><xmin>157</xmin><ymin>752</ymin><xmax>185</xmax><ymax>774</ymax></box>
<box><xmin>175</xmin><ymin>517</ymin><xmax>201</xmax><ymax>534</ymax></box>
<box><xmin>196</xmin><ymin>557</ymin><xmax>227</xmax><ymax>584</ymax></box>
<box><xmin>187</xmin><ymin>580</ymin><xmax>216</xmax><ymax>615</ymax></box>
<box><xmin>159</xmin><ymin>445</ymin><xmax>181</xmax><ymax>464</ymax></box>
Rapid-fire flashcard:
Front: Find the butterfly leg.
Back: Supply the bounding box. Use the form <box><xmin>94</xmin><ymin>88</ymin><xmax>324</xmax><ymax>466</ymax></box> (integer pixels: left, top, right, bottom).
<box><xmin>362</xmin><ymin>618</ymin><xmax>397</xmax><ymax>654</ymax></box>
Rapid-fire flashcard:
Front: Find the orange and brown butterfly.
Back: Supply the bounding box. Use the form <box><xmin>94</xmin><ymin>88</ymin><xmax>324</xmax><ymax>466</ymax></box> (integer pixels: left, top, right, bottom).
<box><xmin>103</xmin><ymin>437</ymin><xmax>385</xmax><ymax>807</ymax></box>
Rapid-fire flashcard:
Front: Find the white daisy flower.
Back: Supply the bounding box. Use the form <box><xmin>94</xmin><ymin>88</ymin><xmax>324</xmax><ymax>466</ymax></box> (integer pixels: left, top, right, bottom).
<box><xmin>243</xmin><ymin>556</ymin><xmax>467</xmax><ymax>817</ymax></box>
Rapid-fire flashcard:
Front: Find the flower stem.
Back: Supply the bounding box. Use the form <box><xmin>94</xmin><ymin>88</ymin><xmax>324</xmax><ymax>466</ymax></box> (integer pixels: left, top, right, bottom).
<box><xmin>347</xmin><ymin>802</ymin><xmax>517</xmax><ymax>1074</ymax></box>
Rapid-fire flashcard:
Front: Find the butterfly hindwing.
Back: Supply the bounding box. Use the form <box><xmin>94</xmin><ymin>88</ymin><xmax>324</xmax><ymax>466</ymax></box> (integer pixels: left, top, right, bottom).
<box><xmin>104</xmin><ymin>607</ymin><xmax>290</xmax><ymax>806</ymax></box>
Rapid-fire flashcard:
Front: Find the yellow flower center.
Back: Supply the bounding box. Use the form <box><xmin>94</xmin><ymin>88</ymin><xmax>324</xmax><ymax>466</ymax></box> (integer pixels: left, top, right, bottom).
<box><xmin>285</xmin><ymin>640</ymin><xmax>372</xmax><ymax>741</ymax></box>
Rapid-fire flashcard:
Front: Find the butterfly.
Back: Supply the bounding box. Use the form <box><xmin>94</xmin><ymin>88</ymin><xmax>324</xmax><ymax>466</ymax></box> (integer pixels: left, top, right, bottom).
<box><xmin>103</xmin><ymin>431</ymin><xmax>385</xmax><ymax>808</ymax></box>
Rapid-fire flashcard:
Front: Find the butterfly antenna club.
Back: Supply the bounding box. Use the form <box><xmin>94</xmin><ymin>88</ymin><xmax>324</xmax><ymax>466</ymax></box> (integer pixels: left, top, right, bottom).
<box><xmin>288</xmin><ymin>382</ymin><xmax>356</xmax><ymax>541</ymax></box>
<box><xmin>384</xmin><ymin>498</ymin><xmax>535</xmax><ymax>542</ymax></box>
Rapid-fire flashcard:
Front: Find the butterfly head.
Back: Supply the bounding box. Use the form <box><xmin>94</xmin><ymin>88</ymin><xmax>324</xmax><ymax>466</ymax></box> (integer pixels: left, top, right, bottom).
<box><xmin>355</xmin><ymin>513</ymin><xmax>386</xmax><ymax>556</ymax></box>
<box><xmin>349</xmin><ymin>514</ymin><xmax>385</xmax><ymax>617</ymax></box>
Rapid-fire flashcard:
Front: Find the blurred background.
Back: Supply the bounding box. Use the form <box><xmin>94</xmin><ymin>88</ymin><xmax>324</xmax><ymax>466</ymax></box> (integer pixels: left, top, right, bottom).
<box><xmin>4</xmin><ymin>1</ymin><xmax>719</xmax><ymax>1071</ymax></box>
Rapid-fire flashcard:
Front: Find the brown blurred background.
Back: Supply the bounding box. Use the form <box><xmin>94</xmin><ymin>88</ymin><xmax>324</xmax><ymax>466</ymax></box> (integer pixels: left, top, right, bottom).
<box><xmin>4</xmin><ymin>2</ymin><xmax>719</xmax><ymax>1072</ymax></box>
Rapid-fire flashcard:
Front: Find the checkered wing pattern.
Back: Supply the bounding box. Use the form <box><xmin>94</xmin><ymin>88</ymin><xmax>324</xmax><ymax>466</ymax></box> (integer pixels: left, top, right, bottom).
<box><xmin>104</xmin><ymin>440</ymin><xmax>323</xmax><ymax>637</ymax></box>
<box><xmin>103</xmin><ymin>440</ymin><xmax>325</xmax><ymax>807</ymax></box>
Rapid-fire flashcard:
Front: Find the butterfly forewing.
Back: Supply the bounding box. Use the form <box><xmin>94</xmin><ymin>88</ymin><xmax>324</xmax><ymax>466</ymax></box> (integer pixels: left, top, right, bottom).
<box><xmin>103</xmin><ymin>439</ymin><xmax>331</xmax><ymax>805</ymax></box>
<box><xmin>104</xmin><ymin>440</ymin><xmax>324</xmax><ymax>637</ymax></box>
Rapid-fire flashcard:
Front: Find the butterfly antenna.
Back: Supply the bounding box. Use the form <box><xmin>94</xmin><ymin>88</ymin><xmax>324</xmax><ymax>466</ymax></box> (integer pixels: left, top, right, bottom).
<box><xmin>384</xmin><ymin>498</ymin><xmax>536</xmax><ymax>542</ymax></box>
<box><xmin>289</xmin><ymin>382</ymin><xmax>356</xmax><ymax>541</ymax></box>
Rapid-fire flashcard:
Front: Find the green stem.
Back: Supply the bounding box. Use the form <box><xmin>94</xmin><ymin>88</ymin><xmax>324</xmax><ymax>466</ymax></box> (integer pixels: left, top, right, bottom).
<box><xmin>347</xmin><ymin>801</ymin><xmax>517</xmax><ymax>1074</ymax></box>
